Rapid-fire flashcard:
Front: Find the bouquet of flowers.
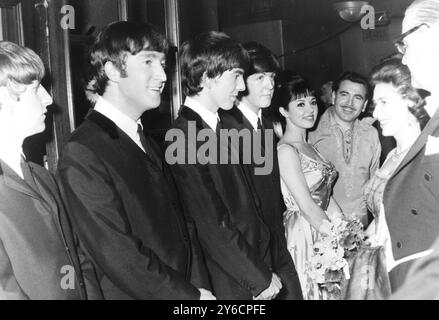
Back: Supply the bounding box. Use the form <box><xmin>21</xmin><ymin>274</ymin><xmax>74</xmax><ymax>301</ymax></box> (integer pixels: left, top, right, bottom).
<box><xmin>307</xmin><ymin>215</ymin><xmax>368</xmax><ymax>299</ymax></box>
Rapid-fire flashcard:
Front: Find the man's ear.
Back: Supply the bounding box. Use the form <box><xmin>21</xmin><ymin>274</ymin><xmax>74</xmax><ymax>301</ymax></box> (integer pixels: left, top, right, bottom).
<box><xmin>200</xmin><ymin>71</ymin><xmax>211</xmax><ymax>90</ymax></box>
<box><xmin>332</xmin><ymin>92</ymin><xmax>336</xmax><ymax>105</ymax></box>
<box><xmin>104</xmin><ymin>61</ymin><xmax>121</xmax><ymax>83</ymax></box>
<box><xmin>0</xmin><ymin>86</ymin><xmax>15</xmax><ymax>111</ymax></box>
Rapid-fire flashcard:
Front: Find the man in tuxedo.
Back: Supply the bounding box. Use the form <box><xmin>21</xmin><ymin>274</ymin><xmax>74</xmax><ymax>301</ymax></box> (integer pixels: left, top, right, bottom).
<box><xmin>218</xmin><ymin>42</ymin><xmax>302</xmax><ymax>299</ymax></box>
<box><xmin>57</xmin><ymin>22</ymin><xmax>213</xmax><ymax>299</ymax></box>
<box><xmin>0</xmin><ymin>41</ymin><xmax>97</xmax><ymax>299</ymax></box>
<box><xmin>165</xmin><ymin>31</ymin><xmax>295</xmax><ymax>300</ymax></box>
<box><xmin>382</xmin><ymin>0</ymin><xmax>439</xmax><ymax>293</ymax></box>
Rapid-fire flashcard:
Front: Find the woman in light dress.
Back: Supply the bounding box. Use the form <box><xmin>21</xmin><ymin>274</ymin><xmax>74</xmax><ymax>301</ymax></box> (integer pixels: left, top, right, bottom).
<box><xmin>274</xmin><ymin>74</ymin><xmax>343</xmax><ymax>300</ymax></box>
<box><xmin>365</xmin><ymin>58</ymin><xmax>429</xmax><ymax>273</ymax></box>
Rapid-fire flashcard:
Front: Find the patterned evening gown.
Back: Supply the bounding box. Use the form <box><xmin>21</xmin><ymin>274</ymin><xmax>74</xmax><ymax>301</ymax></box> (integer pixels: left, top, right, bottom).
<box><xmin>278</xmin><ymin>143</ymin><xmax>338</xmax><ymax>300</ymax></box>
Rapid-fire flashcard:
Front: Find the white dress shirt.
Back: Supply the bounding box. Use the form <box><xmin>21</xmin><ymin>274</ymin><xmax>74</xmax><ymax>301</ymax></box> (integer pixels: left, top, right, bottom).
<box><xmin>0</xmin><ymin>144</ymin><xmax>24</xmax><ymax>179</ymax></box>
<box><xmin>94</xmin><ymin>97</ymin><xmax>146</xmax><ymax>153</ymax></box>
<box><xmin>184</xmin><ymin>96</ymin><xmax>220</xmax><ymax>132</ymax></box>
<box><xmin>425</xmin><ymin>94</ymin><xmax>439</xmax><ymax>117</ymax></box>
<box><xmin>237</xmin><ymin>101</ymin><xmax>262</xmax><ymax>131</ymax></box>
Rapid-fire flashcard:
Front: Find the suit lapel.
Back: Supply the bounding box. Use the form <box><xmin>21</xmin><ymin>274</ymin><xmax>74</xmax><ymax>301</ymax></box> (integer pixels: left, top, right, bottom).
<box><xmin>179</xmin><ymin>105</ymin><xmax>210</xmax><ymax>131</ymax></box>
<box><xmin>1</xmin><ymin>161</ymin><xmax>43</xmax><ymax>201</ymax></box>
<box><xmin>86</xmin><ymin>109</ymin><xmax>162</xmax><ymax>172</ymax></box>
<box><xmin>392</xmin><ymin>108</ymin><xmax>439</xmax><ymax>177</ymax></box>
<box><xmin>262</xmin><ymin>117</ymin><xmax>280</xmax><ymax>188</ymax></box>
<box><xmin>29</xmin><ymin>163</ymin><xmax>59</xmax><ymax>214</ymax></box>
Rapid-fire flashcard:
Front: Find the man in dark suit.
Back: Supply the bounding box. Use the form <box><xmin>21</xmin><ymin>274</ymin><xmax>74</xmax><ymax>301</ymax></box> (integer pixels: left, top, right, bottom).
<box><xmin>56</xmin><ymin>22</ymin><xmax>213</xmax><ymax>300</ymax></box>
<box><xmin>383</xmin><ymin>0</ymin><xmax>439</xmax><ymax>293</ymax></box>
<box><xmin>219</xmin><ymin>42</ymin><xmax>302</xmax><ymax>300</ymax></box>
<box><xmin>0</xmin><ymin>41</ymin><xmax>97</xmax><ymax>299</ymax></box>
<box><xmin>165</xmin><ymin>32</ymin><xmax>294</xmax><ymax>300</ymax></box>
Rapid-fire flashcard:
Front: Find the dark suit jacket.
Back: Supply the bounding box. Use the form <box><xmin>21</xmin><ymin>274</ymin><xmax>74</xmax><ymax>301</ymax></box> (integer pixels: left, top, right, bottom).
<box><xmin>57</xmin><ymin>109</ymin><xmax>209</xmax><ymax>300</ymax></box>
<box><xmin>384</xmin><ymin>108</ymin><xmax>439</xmax><ymax>291</ymax></box>
<box><xmin>391</xmin><ymin>236</ymin><xmax>439</xmax><ymax>299</ymax></box>
<box><xmin>219</xmin><ymin>107</ymin><xmax>302</xmax><ymax>300</ymax></box>
<box><xmin>0</xmin><ymin>159</ymin><xmax>91</xmax><ymax>299</ymax></box>
<box><xmin>166</xmin><ymin>105</ymin><xmax>273</xmax><ymax>299</ymax></box>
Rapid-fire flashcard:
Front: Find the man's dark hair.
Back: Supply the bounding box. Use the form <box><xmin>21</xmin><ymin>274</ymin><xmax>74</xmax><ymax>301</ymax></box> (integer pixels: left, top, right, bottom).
<box><xmin>179</xmin><ymin>31</ymin><xmax>249</xmax><ymax>97</ymax></box>
<box><xmin>332</xmin><ymin>71</ymin><xmax>370</xmax><ymax>101</ymax></box>
<box><xmin>243</xmin><ymin>42</ymin><xmax>279</xmax><ymax>79</ymax></box>
<box><xmin>239</xmin><ymin>41</ymin><xmax>279</xmax><ymax>98</ymax></box>
<box><xmin>88</xmin><ymin>21</ymin><xmax>169</xmax><ymax>96</ymax></box>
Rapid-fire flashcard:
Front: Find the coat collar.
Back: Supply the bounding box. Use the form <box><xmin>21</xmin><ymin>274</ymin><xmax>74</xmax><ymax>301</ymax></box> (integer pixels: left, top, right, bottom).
<box><xmin>179</xmin><ymin>105</ymin><xmax>212</xmax><ymax>131</ymax></box>
<box><xmin>86</xmin><ymin>109</ymin><xmax>119</xmax><ymax>139</ymax></box>
<box><xmin>219</xmin><ymin>106</ymin><xmax>253</xmax><ymax>130</ymax></box>
<box><xmin>86</xmin><ymin>109</ymin><xmax>162</xmax><ymax>171</ymax></box>
<box><xmin>391</xmin><ymin>106</ymin><xmax>439</xmax><ymax>177</ymax></box>
<box><xmin>0</xmin><ymin>160</ymin><xmax>44</xmax><ymax>201</ymax></box>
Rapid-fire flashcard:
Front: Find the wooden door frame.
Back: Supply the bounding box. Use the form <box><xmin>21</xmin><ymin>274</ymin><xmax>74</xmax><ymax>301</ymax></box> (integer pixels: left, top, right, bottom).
<box><xmin>34</xmin><ymin>0</ymin><xmax>129</xmax><ymax>172</ymax></box>
<box><xmin>164</xmin><ymin>0</ymin><xmax>182</xmax><ymax>120</ymax></box>
<box><xmin>32</xmin><ymin>0</ymin><xmax>74</xmax><ymax>172</ymax></box>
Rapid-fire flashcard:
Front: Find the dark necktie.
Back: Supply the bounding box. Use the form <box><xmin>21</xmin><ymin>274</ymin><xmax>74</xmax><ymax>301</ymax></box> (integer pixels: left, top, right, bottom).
<box><xmin>137</xmin><ymin>124</ymin><xmax>160</xmax><ymax>166</ymax></box>
<box><xmin>257</xmin><ymin>117</ymin><xmax>263</xmax><ymax>131</ymax></box>
<box><xmin>216</xmin><ymin>119</ymin><xmax>222</xmax><ymax>136</ymax></box>
<box><xmin>257</xmin><ymin>117</ymin><xmax>266</xmax><ymax>151</ymax></box>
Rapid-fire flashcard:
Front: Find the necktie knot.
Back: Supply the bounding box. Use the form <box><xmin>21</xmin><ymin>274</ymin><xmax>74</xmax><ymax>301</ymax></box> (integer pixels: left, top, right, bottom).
<box><xmin>137</xmin><ymin>124</ymin><xmax>161</xmax><ymax>168</ymax></box>
<box><xmin>257</xmin><ymin>117</ymin><xmax>263</xmax><ymax>131</ymax></box>
<box><xmin>216</xmin><ymin>119</ymin><xmax>222</xmax><ymax>134</ymax></box>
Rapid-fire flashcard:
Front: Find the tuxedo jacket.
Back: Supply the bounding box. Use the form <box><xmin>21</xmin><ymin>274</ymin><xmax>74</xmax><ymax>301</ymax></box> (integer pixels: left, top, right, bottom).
<box><xmin>391</xmin><ymin>236</ymin><xmax>439</xmax><ymax>299</ymax></box>
<box><xmin>384</xmin><ymin>108</ymin><xmax>439</xmax><ymax>291</ymax></box>
<box><xmin>0</xmin><ymin>159</ymin><xmax>92</xmax><ymax>299</ymax></box>
<box><xmin>166</xmin><ymin>105</ymin><xmax>273</xmax><ymax>299</ymax></box>
<box><xmin>219</xmin><ymin>107</ymin><xmax>302</xmax><ymax>300</ymax></box>
<box><xmin>56</xmin><ymin>109</ymin><xmax>209</xmax><ymax>300</ymax></box>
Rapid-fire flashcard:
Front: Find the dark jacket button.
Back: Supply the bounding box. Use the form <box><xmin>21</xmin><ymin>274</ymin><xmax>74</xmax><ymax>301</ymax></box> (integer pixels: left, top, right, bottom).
<box><xmin>411</xmin><ymin>208</ymin><xmax>419</xmax><ymax>215</ymax></box>
<box><xmin>396</xmin><ymin>241</ymin><xmax>403</xmax><ymax>249</ymax></box>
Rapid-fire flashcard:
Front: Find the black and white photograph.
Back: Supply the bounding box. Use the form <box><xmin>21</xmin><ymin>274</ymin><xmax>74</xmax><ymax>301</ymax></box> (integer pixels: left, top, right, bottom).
<box><xmin>0</xmin><ymin>0</ymin><xmax>439</xmax><ymax>308</ymax></box>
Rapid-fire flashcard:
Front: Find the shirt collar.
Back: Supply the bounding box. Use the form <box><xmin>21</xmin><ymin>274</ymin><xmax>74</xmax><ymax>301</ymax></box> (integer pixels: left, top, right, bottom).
<box><xmin>184</xmin><ymin>96</ymin><xmax>219</xmax><ymax>131</ymax></box>
<box><xmin>94</xmin><ymin>96</ymin><xmax>142</xmax><ymax>142</ymax></box>
<box><xmin>0</xmin><ymin>145</ymin><xmax>24</xmax><ymax>179</ymax></box>
<box><xmin>238</xmin><ymin>101</ymin><xmax>262</xmax><ymax>131</ymax></box>
<box><xmin>425</xmin><ymin>95</ymin><xmax>439</xmax><ymax>117</ymax></box>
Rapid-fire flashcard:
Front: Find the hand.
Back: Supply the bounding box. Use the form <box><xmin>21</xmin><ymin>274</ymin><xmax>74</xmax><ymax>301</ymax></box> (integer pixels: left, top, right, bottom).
<box><xmin>199</xmin><ymin>288</ymin><xmax>216</xmax><ymax>300</ymax></box>
<box><xmin>253</xmin><ymin>273</ymin><xmax>282</xmax><ymax>300</ymax></box>
<box><xmin>318</xmin><ymin>219</ymin><xmax>334</xmax><ymax>237</ymax></box>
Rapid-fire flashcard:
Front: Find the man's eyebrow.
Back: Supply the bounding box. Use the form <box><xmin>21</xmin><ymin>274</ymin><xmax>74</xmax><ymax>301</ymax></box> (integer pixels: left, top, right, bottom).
<box><xmin>233</xmin><ymin>69</ymin><xmax>244</xmax><ymax>75</ymax></box>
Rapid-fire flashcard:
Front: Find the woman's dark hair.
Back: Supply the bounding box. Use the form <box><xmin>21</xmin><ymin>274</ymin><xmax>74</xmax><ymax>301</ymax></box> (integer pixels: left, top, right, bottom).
<box><xmin>273</xmin><ymin>71</ymin><xmax>315</xmax><ymax>110</ymax></box>
<box><xmin>88</xmin><ymin>21</ymin><xmax>169</xmax><ymax>96</ymax></box>
<box><xmin>270</xmin><ymin>71</ymin><xmax>315</xmax><ymax>137</ymax></box>
<box><xmin>370</xmin><ymin>58</ymin><xmax>430</xmax><ymax>129</ymax></box>
<box><xmin>179</xmin><ymin>31</ymin><xmax>249</xmax><ymax>97</ymax></box>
